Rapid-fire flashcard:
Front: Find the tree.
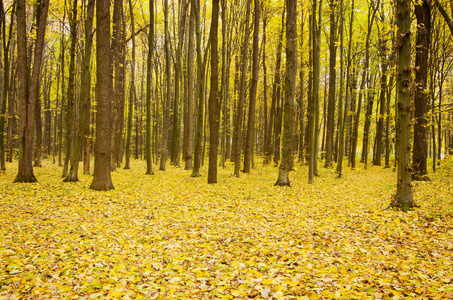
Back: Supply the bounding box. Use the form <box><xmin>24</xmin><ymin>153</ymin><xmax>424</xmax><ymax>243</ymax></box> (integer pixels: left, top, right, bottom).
<box><xmin>391</xmin><ymin>0</ymin><xmax>415</xmax><ymax>211</ymax></box>
<box><xmin>62</xmin><ymin>0</ymin><xmax>78</xmax><ymax>178</ymax></box>
<box><xmin>243</xmin><ymin>0</ymin><xmax>260</xmax><ymax>174</ymax></box>
<box><xmin>208</xmin><ymin>0</ymin><xmax>220</xmax><ymax>183</ymax></box>
<box><xmin>146</xmin><ymin>0</ymin><xmax>155</xmax><ymax>175</ymax></box>
<box><xmin>64</xmin><ymin>0</ymin><xmax>95</xmax><ymax>182</ymax></box>
<box><xmin>14</xmin><ymin>0</ymin><xmax>49</xmax><ymax>183</ymax></box>
<box><xmin>412</xmin><ymin>0</ymin><xmax>431</xmax><ymax>180</ymax></box>
<box><xmin>233</xmin><ymin>0</ymin><xmax>252</xmax><ymax>178</ymax></box>
<box><xmin>90</xmin><ymin>0</ymin><xmax>114</xmax><ymax>191</ymax></box>
<box><xmin>160</xmin><ymin>0</ymin><xmax>171</xmax><ymax>171</ymax></box>
<box><xmin>184</xmin><ymin>5</ymin><xmax>195</xmax><ymax>170</ymax></box>
<box><xmin>0</xmin><ymin>0</ymin><xmax>15</xmax><ymax>170</ymax></box>
<box><xmin>275</xmin><ymin>0</ymin><xmax>297</xmax><ymax>186</ymax></box>
<box><xmin>124</xmin><ymin>0</ymin><xmax>137</xmax><ymax>170</ymax></box>
<box><xmin>324</xmin><ymin>0</ymin><xmax>337</xmax><ymax>169</ymax></box>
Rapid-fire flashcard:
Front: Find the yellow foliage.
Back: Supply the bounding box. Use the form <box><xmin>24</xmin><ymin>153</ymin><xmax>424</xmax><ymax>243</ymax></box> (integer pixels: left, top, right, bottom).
<box><xmin>0</xmin><ymin>159</ymin><xmax>452</xmax><ymax>298</ymax></box>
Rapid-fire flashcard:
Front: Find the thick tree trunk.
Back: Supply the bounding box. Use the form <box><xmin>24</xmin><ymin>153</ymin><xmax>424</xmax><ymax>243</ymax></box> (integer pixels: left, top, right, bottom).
<box><xmin>391</xmin><ymin>0</ymin><xmax>415</xmax><ymax>211</ymax></box>
<box><xmin>90</xmin><ymin>0</ymin><xmax>114</xmax><ymax>191</ymax></box>
<box><xmin>14</xmin><ymin>0</ymin><xmax>49</xmax><ymax>183</ymax></box>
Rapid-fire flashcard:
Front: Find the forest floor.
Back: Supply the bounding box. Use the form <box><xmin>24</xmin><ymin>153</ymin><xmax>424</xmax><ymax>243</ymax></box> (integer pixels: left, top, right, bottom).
<box><xmin>0</xmin><ymin>158</ymin><xmax>452</xmax><ymax>299</ymax></box>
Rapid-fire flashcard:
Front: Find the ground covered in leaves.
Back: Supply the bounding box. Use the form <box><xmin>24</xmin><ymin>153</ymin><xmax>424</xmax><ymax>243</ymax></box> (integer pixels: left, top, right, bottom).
<box><xmin>1</xmin><ymin>159</ymin><xmax>452</xmax><ymax>299</ymax></box>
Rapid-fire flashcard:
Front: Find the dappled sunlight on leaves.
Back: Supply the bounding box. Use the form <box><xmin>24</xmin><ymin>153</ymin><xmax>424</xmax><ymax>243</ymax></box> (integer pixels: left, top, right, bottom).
<box><xmin>0</xmin><ymin>160</ymin><xmax>452</xmax><ymax>299</ymax></box>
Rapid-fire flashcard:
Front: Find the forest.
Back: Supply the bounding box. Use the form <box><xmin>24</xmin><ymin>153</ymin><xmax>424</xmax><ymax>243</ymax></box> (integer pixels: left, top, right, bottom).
<box><xmin>0</xmin><ymin>0</ymin><xmax>453</xmax><ymax>298</ymax></box>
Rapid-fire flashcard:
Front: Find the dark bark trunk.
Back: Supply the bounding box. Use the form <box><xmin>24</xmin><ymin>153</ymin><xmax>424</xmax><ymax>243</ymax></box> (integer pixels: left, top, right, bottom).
<box><xmin>275</xmin><ymin>0</ymin><xmax>296</xmax><ymax>186</ymax></box>
<box><xmin>90</xmin><ymin>0</ymin><xmax>114</xmax><ymax>190</ymax></box>
<box><xmin>207</xmin><ymin>0</ymin><xmax>220</xmax><ymax>183</ymax></box>
<box><xmin>243</xmin><ymin>0</ymin><xmax>260</xmax><ymax>173</ymax></box>
<box><xmin>14</xmin><ymin>0</ymin><xmax>49</xmax><ymax>183</ymax></box>
<box><xmin>412</xmin><ymin>0</ymin><xmax>431</xmax><ymax>179</ymax></box>
<box><xmin>65</xmin><ymin>0</ymin><xmax>94</xmax><ymax>182</ymax></box>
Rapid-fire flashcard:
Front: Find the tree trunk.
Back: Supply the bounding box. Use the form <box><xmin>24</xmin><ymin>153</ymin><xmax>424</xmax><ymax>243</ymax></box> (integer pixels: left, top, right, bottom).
<box><xmin>373</xmin><ymin>17</ymin><xmax>388</xmax><ymax>167</ymax></box>
<box><xmin>233</xmin><ymin>0</ymin><xmax>252</xmax><ymax>177</ymax></box>
<box><xmin>160</xmin><ymin>0</ymin><xmax>171</xmax><ymax>171</ymax></box>
<box><xmin>275</xmin><ymin>0</ymin><xmax>296</xmax><ymax>186</ymax></box>
<box><xmin>124</xmin><ymin>0</ymin><xmax>137</xmax><ymax>170</ymax></box>
<box><xmin>243</xmin><ymin>0</ymin><xmax>260</xmax><ymax>174</ymax></box>
<box><xmin>264</xmin><ymin>9</ymin><xmax>285</xmax><ymax>165</ymax></box>
<box><xmin>391</xmin><ymin>0</ymin><xmax>414</xmax><ymax>211</ymax></box>
<box><xmin>64</xmin><ymin>0</ymin><xmax>94</xmax><ymax>182</ymax></box>
<box><xmin>90</xmin><ymin>0</ymin><xmax>114</xmax><ymax>191</ymax></box>
<box><xmin>324</xmin><ymin>0</ymin><xmax>337</xmax><ymax>169</ymax></box>
<box><xmin>62</xmin><ymin>0</ymin><xmax>78</xmax><ymax>178</ymax></box>
<box><xmin>412</xmin><ymin>0</ymin><xmax>431</xmax><ymax>180</ymax></box>
<box><xmin>207</xmin><ymin>0</ymin><xmax>220</xmax><ymax>183</ymax></box>
<box><xmin>14</xmin><ymin>0</ymin><xmax>49</xmax><ymax>183</ymax></box>
<box><xmin>146</xmin><ymin>0</ymin><xmax>155</xmax><ymax>175</ymax></box>
<box><xmin>0</xmin><ymin>1</ymin><xmax>14</xmax><ymax>170</ymax></box>
<box><xmin>184</xmin><ymin>6</ymin><xmax>195</xmax><ymax>170</ymax></box>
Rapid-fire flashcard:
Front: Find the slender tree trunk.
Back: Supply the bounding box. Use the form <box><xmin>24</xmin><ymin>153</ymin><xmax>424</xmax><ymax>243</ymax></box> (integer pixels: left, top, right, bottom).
<box><xmin>160</xmin><ymin>0</ymin><xmax>171</xmax><ymax>171</ymax></box>
<box><xmin>324</xmin><ymin>0</ymin><xmax>337</xmax><ymax>168</ymax></box>
<box><xmin>171</xmin><ymin>0</ymin><xmax>187</xmax><ymax>167</ymax></box>
<box><xmin>64</xmin><ymin>0</ymin><xmax>94</xmax><ymax>182</ymax></box>
<box><xmin>124</xmin><ymin>0</ymin><xmax>137</xmax><ymax>170</ymax></box>
<box><xmin>190</xmin><ymin>0</ymin><xmax>208</xmax><ymax>177</ymax></box>
<box><xmin>264</xmin><ymin>9</ymin><xmax>285</xmax><ymax>165</ymax></box>
<box><xmin>243</xmin><ymin>0</ymin><xmax>260</xmax><ymax>173</ymax></box>
<box><xmin>184</xmin><ymin>6</ymin><xmax>195</xmax><ymax>170</ymax></box>
<box><xmin>373</xmin><ymin>15</ymin><xmax>388</xmax><ymax>167</ymax></box>
<box><xmin>90</xmin><ymin>0</ymin><xmax>114</xmax><ymax>191</ymax></box>
<box><xmin>34</xmin><ymin>65</ymin><xmax>43</xmax><ymax>167</ymax></box>
<box><xmin>335</xmin><ymin>0</ymin><xmax>346</xmax><ymax>176</ymax></box>
<box><xmin>309</xmin><ymin>0</ymin><xmax>322</xmax><ymax>183</ymax></box>
<box><xmin>207</xmin><ymin>0</ymin><xmax>220</xmax><ymax>183</ymax></box>
<box><xmin>233</xmin><ymin>0</ymin><xmax>252</xmax><ymax>177</ymax></box>
<box><xmin>0</xmin><ymin>1</ymin><xmax>14</xmax><ymax>170</ymax></box>
<box><xmin>62</xmin><ymin>0</ymin><xmax>78</xmax><ymax>178</ymax></box>
<box><xmin>146</xmin><ymin>0</ymin><xmax>155</xmax><ymax>175</ymax></box>
<box><xmin>412</xmin><ymin>0</ymin><xmax>431</xmax><ymax>179</ymax></box>
<box><xmin>275</xmin><ymin>0</ymin><xmax>296</xmax><ymax>186</ymax></box>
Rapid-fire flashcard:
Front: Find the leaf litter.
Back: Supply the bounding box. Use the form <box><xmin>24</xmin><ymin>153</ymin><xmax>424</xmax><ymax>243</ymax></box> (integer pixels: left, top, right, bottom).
<box><xmin>0</xmin><ymin>159</ymin><xmax>452</xmax><ymax>299</ymax></box>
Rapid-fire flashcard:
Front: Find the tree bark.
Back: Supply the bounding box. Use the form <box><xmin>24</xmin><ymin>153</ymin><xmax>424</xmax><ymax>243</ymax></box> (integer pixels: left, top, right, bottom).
<box><xmin>233</xmin><ymin>0</ymin><xmax>252</xmax><ymax>177</ymax></box>
<box><xmin>184</xmin><ymin>6</ymin><xmax>195</xmax><ymax>170</ymax></box>
<box><xmin>243</xmin><ymin>0</ymin><xmax>260</xmax><ymax>173</ymax></box>
<box><xmin>90</xmin><ymin>0</ymin><xmax>114</xmax><ymax>191</ymax></box>
<box><xmin>324</xmin><ymin>0</ymin><xmax>337</xmax><ymax>169</ymax></box>
<box><xmin>146</xmin><ymin>0</ymin><xmax>155</xmax><ymax>175</ymax></box>
<box><xmin>412</xmin><ymin>0</ymin><xmax>431</xmax><ymax>179</ymax></box>
<box><xmin>275</xmin><ymin>0</ymin><xmax>296</xmax><ymax>186</ymax></box>
<box><xmin>65</xmin><ymin>0</ymin><xmax>94</xmax><ymax>182</ymax></box>
<box><xmin>14</xmin><ymin>0</ymin><xmax>49</xmax><ymax>183</ymax></box>
<box><xmin>62</xmin><ymin>0</ymin><xmax>78</xmax><ymax>178</ymax></box>
<box><xmin>207</xmin><ymin>0</ymin><xmax>220</xmax><ymax>183</ymax></box>
<box><xmin>391</xmin><ymin>0</ymin><xmax>415</xmax><ymax>211</ymax></box>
